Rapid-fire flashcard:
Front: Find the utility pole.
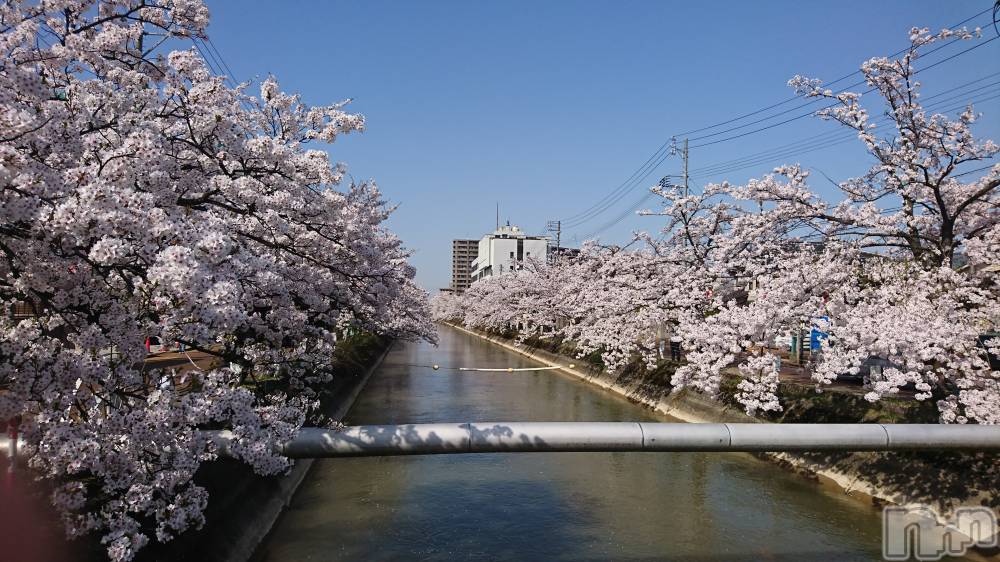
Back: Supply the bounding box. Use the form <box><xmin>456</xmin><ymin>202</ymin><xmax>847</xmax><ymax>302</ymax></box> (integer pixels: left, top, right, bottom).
<box><xmin>682</xmin><ymin>137</ymin><xmax>689</xmax><ymax>197</ymax></box>
<box><xmin>671</xmin><ymin>137</ymin><xmax>690</xmax><ymax>197</ymax></box>
<box><xmin>546</xmin><ymin>220</ymin><xmax>561</xmax><ymax>264</ymax></box>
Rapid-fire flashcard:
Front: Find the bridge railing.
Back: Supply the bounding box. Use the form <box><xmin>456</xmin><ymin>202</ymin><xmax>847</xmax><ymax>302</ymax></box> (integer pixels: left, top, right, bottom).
<box><xmin>224</xmin><ymin>422</ymin><xmax>1000</xmax><ymax>458</ymax></box>
<box><xmin>5</xmin><ymin>423</ymin><xmax>1000</xmax><ymax>460</ymax></box>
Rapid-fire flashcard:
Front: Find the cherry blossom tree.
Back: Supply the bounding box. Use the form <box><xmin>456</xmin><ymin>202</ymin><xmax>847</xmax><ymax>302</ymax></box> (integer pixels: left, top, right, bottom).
<box><xmin>441</xmin><ymin>26</ymin><xmax>999</xmax><ymax>424</ymax></box>
<box><xmin>669</xmin><ymin>26</ymin><xmax>1000</xmax><ymax>421</ymax></box>
<box><xmin>434</xmin><ymin>244</ymin><xmax>707</xmax><ymax>372</ymax></box>
<box><xmin>1</xmin><ymin>1</ymin><xmax>432</xmax><ymax>559</ymax></box>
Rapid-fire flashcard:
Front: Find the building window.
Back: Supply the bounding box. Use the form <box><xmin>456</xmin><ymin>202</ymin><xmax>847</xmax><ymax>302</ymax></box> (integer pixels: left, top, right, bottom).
<box><xmin>509</xmin><ymin>251</ymin><xmax>514</xmax><ymax>258</ymax></box>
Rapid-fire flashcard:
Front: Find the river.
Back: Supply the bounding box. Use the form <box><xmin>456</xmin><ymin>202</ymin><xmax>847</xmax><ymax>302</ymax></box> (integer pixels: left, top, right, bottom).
<box><xmin>255</xmin><ymin>324</ymin><xmax>910</xmax><ymax>561</ymax></box>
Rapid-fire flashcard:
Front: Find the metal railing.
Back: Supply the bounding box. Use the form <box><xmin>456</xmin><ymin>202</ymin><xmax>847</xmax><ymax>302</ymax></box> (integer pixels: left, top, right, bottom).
<box><xmin>6</xmin><ymin>423</ymin><xmax>1000</xmax><ymax>461</ymax></box>
<box><xmin>210</xmin><ymin>422</ymin><xmax>1000</xmax><ymax>458</ymax></box>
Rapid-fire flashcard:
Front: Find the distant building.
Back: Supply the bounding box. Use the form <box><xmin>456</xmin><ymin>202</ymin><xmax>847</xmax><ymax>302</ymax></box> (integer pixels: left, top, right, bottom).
<box><xmin>8</xmin><ymin>301</ymin><xmax>35</xmax><ymax>320</ymax></box>
<box><xmin>471</xmin><ymin>223</ymin><xmax>549</xmax><ymax>282</ymax></box>
<box><xmin>450</xmin><ymin>239</ymin><xmax>478</xmax><ymax>292</ymax></box>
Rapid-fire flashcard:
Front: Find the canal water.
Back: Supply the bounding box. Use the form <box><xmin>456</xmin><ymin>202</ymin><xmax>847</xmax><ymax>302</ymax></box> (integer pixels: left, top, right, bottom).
<box><xmin>257</xmin><ymin>325</ymin><xmax>893</xmax><ymax>561</ymax></box>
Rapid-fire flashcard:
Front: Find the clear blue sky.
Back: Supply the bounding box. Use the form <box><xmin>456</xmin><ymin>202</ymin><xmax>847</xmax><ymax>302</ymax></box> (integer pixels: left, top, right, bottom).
<box><xmin>204</xmin><ymin>0</ymin><xmax>1000</xmax><ymax>290</ymax></box>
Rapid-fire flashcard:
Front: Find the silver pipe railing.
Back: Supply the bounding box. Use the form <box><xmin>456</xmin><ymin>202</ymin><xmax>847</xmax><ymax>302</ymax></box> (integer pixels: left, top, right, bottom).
<box><xmin>211</xmin><ymin>422</ymin><xmax>1000</xmax><ymax>458</ymax></box>
<box><xmin>6</xmin><ymin>423</ymin><xmax>1000</xmax><ymax>460</ymax></box>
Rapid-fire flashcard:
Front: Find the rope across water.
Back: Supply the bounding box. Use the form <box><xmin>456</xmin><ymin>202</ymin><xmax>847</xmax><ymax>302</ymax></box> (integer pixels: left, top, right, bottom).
<box><xmin>398</xmin><ymin>363</ymin><xmax>577</xmax><ymax>372</ymax></box>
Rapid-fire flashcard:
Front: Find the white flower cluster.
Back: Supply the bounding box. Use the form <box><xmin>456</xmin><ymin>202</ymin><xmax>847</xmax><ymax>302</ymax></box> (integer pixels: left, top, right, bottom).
<box><xmin>438</xmin><ymin>28</ymin><xmax>999</xmax><ymax>426</ymax></box>
<box><xmin>1</xmin><ymin>1</ymin><xmax>434</xmax><ymax>559</ymax></box>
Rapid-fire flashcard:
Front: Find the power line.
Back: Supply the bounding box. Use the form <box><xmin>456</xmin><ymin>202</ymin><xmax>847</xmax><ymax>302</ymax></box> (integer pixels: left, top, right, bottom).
<box><xmin>689</xmin><ymin>126</ymin><xmax>846</xmax><ymax>176</ymax></box>
<box><xmin>560</xmin><ymin>139</ymin><xmax>672</xmax><ymax>223</ymax></box>
<box><xmin>936</xmin><ymin>89</ymin><xmax>1000</xmax><ymax>112</ymax></box>
<box><xmin>690</xmin><ymin>35</ymin><xmax>1000</xmax><ymax>149</ymax></box>
<box><xmin>685</xmin><ymin>34</ymin><xmax>987</xmax><ymax>144</ymax></box>
<box><xmin>579</xmin><ymin>191</ymin><xmax>657</xmax><ymax>240</ymax></box>
<box><xmin>915</xmin><ymin>78</ymin><xmax>1000</xmax><ymax>108</ymax></box>
<box><xmin>684</xmin><ymin>92</ymin><xmax>1000</xmax><ymax>184</ymax></box>
<box><xmin>952</xmin><ymin>162</ymin><xmax>999</xmax><ymax>178</ymax></box>
<box><xmin>568</xmin><ymin>69</ymin><xmax>1000</xmax><ymax>229</ymax></box>
<box><xmin>583</xmin><ymin>78</ymin><xmax>1000</xmax><ymax>234</ymax></box>
<box><xmin>191</xmin><ymin>38</ymin><xmax>222</xmax><ymax>76</ymax></box>
<box><xmin>672</xmin><ymin>5</ymin><xmax>995</xmax><ymax>138</ymax></box>
<box><xmin>566</xmin><ymin>155</ymin><xmax>666</xmax><ymax>228</ymax></box>
<box><xmin>917</xmin><ymin>69</ymin><xmax>1000</xmax><ymax>100</ymax></box>
<box><xmin>562</xmin><ymin>142</ymin><xmax>685</xmax><ymax>228</ymax></box>
<box><xmin>191</xmin><ymin>37</ymin><xmax>258</xmax><ymax>116</ymax></box>
<box><xmin>684</xmin><ymin>32</ymin><xmax>994</xmax><ymax>145</ymax></box>
<box><xmin>691</xmin><ymin>133</ymin><xmax>856</xmax><ymax>179</ymax></box>
<box><xmin>558</xmin><ymin>6</ymin><xmax>997</xmax><ymax>229</ymax></box>
<box><xmin>194</xmin><ymin>37</ymin><xmax>240</xmax><ymax>91</ymax></box>
<box><xmin>690</xmin><ymin>72</ymin><xmax>1000</xmax><ymax>175</ymax></box>
<box><xmin>205</xmin><ymin>38</ymin><xmax>241</xmax><ymax>87</ymax></box>
<box><xmin>577</xmin><ymin>85</ymin><xmax>1000</xmax><ymax>240</ymax></box>
<box><xmin>690</xmin><ymin>85</ymin><xmax>1000</xmax><ymax>179</ymax></box>
<box><xmin>562</xmin><ymin>148</ymin><xmax>671</xmax><ymax>228</ymax></box>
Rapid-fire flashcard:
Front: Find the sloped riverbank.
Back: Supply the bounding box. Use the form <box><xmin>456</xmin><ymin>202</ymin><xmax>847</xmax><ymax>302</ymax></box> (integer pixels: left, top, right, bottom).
<box><xmin>446</xmin><ymin>323</ymin><xmax>1000</xmax><ymax>532</ymax></box>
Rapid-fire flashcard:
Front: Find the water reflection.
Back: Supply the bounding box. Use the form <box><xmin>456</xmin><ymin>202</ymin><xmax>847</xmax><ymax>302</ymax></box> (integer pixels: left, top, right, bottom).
<box><xmin>258</xmin><ymin>325</ymin><xmax>917</xmax><ymax>561</ymax></box>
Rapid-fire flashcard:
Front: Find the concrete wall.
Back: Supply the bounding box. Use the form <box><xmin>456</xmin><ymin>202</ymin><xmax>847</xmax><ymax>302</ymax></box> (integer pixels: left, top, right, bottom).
<box><xmin>445</xmin><ymin>323</ymin><xmax>1000</xmax><ymax>530</ymax></box>
<box><xmin>444</xmin><ymin>323</ymin><xmax>754</xmax><ymax>424</ymax></box>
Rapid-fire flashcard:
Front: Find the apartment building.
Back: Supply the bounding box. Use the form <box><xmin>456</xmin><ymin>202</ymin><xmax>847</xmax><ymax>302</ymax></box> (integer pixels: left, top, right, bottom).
<box><xmin>450</xmin><ymin>239</ymin><xmax>478</xmax><ymax>292</ymax></box>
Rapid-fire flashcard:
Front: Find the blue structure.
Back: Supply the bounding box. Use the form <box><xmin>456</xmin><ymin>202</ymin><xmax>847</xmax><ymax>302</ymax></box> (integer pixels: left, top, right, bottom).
<box><xmin>810</xmin><ymin>316</ymin><xmax>829</xmax><ymax>351</ymax></box>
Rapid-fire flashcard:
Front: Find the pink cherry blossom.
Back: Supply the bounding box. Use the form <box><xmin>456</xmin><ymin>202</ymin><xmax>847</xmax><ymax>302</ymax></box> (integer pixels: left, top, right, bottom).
<box><xmin>1</xmin><ymin>2</ymin><xmax>433</xmax><ymax>559</ymax></box>
<box><xmin>438</xmin><ymin>27</ymin><xmax>999</xmax><ymax>426</ymax></box>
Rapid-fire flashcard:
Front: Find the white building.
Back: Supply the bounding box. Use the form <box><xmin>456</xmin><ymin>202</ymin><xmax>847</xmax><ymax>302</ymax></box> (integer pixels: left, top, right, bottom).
<box><xmin>470</xmin><ymin>224</ymin><xmax>549</xmax><ymax>282</ymax></box>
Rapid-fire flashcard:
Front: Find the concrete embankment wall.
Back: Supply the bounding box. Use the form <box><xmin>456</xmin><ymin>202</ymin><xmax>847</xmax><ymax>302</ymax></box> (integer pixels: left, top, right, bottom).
<box><xmin>137</xmin><ymin>337</ymin><xmax>392</xmax><ymax>562</ymax></box>
<box><xmin>446</xmin><ymin>323</ymin><xmax>757</xmax><ymax>424</ymax></box>
<box><xmin>445</xmin><ymin>323</ymin><xmax>999</xmax><ymax>525</ymax></box>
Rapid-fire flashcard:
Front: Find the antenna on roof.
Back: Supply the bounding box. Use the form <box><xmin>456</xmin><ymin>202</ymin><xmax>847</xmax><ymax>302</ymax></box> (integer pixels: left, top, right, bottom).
<box><xmin>496</xmin><ymin>202</ymin><xmax>499</xmax><ymax>230</ymax></box>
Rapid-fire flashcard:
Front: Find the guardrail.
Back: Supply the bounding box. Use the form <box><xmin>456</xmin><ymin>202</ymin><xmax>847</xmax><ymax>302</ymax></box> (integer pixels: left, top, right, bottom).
<box><xmin>6</xmin><ymin>423</ymin><xmax>1000</xmax><ymax>460</ymax></box>
<box><xmin>210</xmin><ymin>422</ymin><xmax>1000</xmax><ymax>458</ymax></box>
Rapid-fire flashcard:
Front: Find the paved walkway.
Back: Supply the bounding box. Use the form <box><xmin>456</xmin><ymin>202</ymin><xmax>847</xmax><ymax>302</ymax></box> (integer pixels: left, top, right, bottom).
<box><xmin>768</xmin><ymin>352</ymin><xmax>916</xmax><ymax>399</ymax></box>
